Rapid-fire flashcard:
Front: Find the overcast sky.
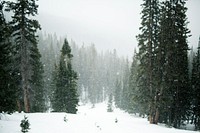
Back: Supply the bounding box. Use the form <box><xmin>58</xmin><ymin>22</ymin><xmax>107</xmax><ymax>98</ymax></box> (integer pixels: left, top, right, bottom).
<box><xmin>37</xmin><ymin>0</ymin><xmax>200</xmax><ymax>58</ymax></box>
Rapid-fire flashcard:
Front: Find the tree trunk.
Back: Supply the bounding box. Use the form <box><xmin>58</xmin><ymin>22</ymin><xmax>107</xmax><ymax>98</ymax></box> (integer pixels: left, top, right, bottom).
<box><xmin>16</xmin><ymin>99</ymin><xmax>22</xmax><ymax>113</ymax></box>
<box><xmin>23</xmin><ymin>85</ymin><xmax>30</xmax><ymax>113</ymax></box>
<box><xmin>149</xmin><ymin>115</ymin><xmax>154</xmax><ymax>124</ymax></box>
<box><xmin>154</xmin><ymin>108</ymin><xmax>159</xmax><ymax>124</ymax></box>
<box><xmin>149</xmin><ymin>103</ymin><xmax>155</xmax><ymax>124</ymax></box>
<box><xmin>150</xmin><ymin>93</ymin><xmax>160</xmax><ymax>124</ymax></box>
<box><xmin>21</xmin><ymin>30</ymin><xmax>31</xmax><ymax>113</ymax></box>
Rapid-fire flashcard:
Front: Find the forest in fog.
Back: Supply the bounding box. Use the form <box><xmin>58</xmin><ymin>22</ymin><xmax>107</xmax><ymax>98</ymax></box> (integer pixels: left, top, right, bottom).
<box><xmin>1</xmin><ymin>0</ymin><xmax>200</xmax><ymax>132</ymax></box>
<box><xmin>37</xmin><ymin>33</ymin><xmax>129</xmax><ymax>106</ymax></box>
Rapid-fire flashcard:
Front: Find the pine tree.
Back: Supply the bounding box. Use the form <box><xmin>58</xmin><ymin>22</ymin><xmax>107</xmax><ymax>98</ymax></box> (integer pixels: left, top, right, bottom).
<box><xmin>7</xmin><ymin>0</ymin><xmax>41</xmax><ymax>112</ymax></box>
<box><xmin>191</xmin><ymin>37</ymin><xmax>200</xmax><ymax>130</ymax></box>
<box><xmin>152</xmin><ymin>0</ymin><xmax>173</xmax><ymax>124</ymax></box>
<box><xmin>136</xmin><ymin>0</ymin><xmax>160</xmax><ymax>124</ymax></box>
<box><xmin>52</xmin><ymin>39</ymin><xmax>79</xmax><ymax>113</ymax></box>
<box><xmin>0</xmin><ymin>1</ymin><xmax>18</xmax><ymax>114</ymax></box>
<box><xmin>172</xmin><ymin>1</ymin><xmax>190</xmax><ymax>127</ymax></box>
<box><xmin>158</xmin><ymin>0</ymin><xmax>191</xmax><ymax>127</ymax></box>
<box><xmin>20</xmin><ymin>115</ymin><xmax>30</xmax><ymax>133</ymax></box>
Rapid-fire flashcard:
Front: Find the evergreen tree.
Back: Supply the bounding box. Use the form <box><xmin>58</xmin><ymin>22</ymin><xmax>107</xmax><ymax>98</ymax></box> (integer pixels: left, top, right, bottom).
<box><xmin>7</xmin><ymin>0</ymin><xmax>41</xmax><ymax>112</ymax></box>
<box><xmin>52</xmin><ymin>39</ymin><xmax>79</xmax><ymax>114</ymax></box>
<box><xmin>191</xmin><ymin>37</ymin><xmax>200</xmax><ymax>130</ymax></box>
<box><xmin>136</xmin><ymin>0</ymin><xmax>160</xmax><ymax>124</ymax></box>
<box><xmin>20</xmin><ymin>115</ymin><xmax>30</xmax><ymax>133</ymax></box>
<box><xmin>159</xmin><ymin>0</ymin><xmax>190</xmax><ymax>128</ymax></box>
<box><xmin>0</xmin><ymin>1</ymin><xmax>16</xmax><ymax>113</ymax></box>
<box><xmin>153</xmin><ymin>0</ymin><xmax>173</xmax><ymax>125</ymax></box>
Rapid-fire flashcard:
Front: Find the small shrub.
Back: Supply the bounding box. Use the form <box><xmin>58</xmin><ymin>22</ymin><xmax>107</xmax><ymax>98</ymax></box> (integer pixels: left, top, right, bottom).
<box><xmin>20</xmin><ymin>115</ymin><xmax>30</xmax><ymax>133</ymax></box>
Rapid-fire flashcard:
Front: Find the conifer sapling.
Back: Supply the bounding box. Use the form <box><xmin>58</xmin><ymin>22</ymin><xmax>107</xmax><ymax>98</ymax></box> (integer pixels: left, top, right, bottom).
<box><xmin>20</xmin><ymin>115</ymin><xmax>30</xmax><ymax>133</ymax></box>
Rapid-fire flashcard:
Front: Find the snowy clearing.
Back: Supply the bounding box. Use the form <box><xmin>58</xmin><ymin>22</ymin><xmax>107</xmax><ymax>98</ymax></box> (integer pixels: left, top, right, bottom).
<box><xmin>0</xmin><ymin>103</ymin><xmax>197</xmax><ymax>133</ymax></box>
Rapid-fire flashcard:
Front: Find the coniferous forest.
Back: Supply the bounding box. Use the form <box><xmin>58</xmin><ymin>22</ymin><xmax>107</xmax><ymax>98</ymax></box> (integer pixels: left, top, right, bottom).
<box><xmin>1</xmin><ymin>0</ymin><xmax>200</xmax><ymax>131</ymax></box>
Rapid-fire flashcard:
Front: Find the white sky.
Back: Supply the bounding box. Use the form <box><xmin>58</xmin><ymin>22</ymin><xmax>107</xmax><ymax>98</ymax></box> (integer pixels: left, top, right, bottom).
<box><xmin>37</xmin><ymin>0</ymin><xmax>200</xmax><ymax>58</ymax></box>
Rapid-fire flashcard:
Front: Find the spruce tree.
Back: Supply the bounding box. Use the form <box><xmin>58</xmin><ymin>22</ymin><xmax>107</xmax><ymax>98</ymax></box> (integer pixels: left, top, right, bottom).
<box><xmin>158</xmin><ymin>0</ymin><xmax>191</xmax><ymax>127</ymax></box>
<box><xmin>155</xmin><ymin>0</ymin><xmax>173</xmax><ymax>124</ymax></box>
<box><xmin>136</xmin><ymin>0</ymin><xmax>160</xmax><ymax>124</ymax></box>
<box><xmin>52</xmin><ymin>39</ymin><xmax>79</xmax><ymax>114</ymax></box>
<box><xmin>191</xmin><ymin>37</ymin><xmax>200</xmax><ymax>130</ymax></box>
<box><xmin>172</xmin><ymin>2</ymin><xmax>190</xmax><ymax>127</ymax></box>
<box><xmin>7</xmin><ymin>0</ymin><xmax>41</xmax><ymax>112</ymax></box>
<box><xmin>0</xmin><ymin>1</ymin><xmax>16</xmax><ymax>113</ymax></box>
<box><xmin>20</xmin><ymin>115</ymin><xmax>30</xmax><ymax>133</ymax></box>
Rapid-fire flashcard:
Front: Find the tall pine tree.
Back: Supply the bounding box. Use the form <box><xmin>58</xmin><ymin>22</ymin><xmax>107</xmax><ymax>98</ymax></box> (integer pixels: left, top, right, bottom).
<box><xmin>191</xmin><ymin>37</ymin><xmax>200</xmax><ymax>130</ymax></box>
<box><xmin>136</xmin><ymin>0</ymin><xmax>160</xmax><ymax>124</ymax></box>
<box><xmin>159</xmin><ymin>0</ymin><xmax>190</xmax><ymax>128</ymax></box>
<box><xmin>7</xmin><ymin>0</ymin><xmax>42</xmax><ymax>112</ymax></box>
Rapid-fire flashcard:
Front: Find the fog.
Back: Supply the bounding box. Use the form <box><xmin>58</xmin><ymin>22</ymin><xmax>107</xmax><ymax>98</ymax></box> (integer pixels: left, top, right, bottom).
<box><xmin>37</xmin><ymin>0</ymin><xmax>200</xmax><ymax>58</ymax></box>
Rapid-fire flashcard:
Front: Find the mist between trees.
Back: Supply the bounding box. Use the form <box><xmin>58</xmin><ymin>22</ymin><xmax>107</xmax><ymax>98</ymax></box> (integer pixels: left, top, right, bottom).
<box><xmin>38</xmin><ymin>32</ymin><xmax>130</xmax><ymax>107</ymax></box>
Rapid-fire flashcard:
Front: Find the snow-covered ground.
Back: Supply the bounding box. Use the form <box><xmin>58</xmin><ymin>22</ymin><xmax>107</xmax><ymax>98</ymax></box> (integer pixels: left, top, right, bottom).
<box><xmin>0</xmin><ymin>102</ymin><xmax>197</xmax><ymax>133</ymax></box>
